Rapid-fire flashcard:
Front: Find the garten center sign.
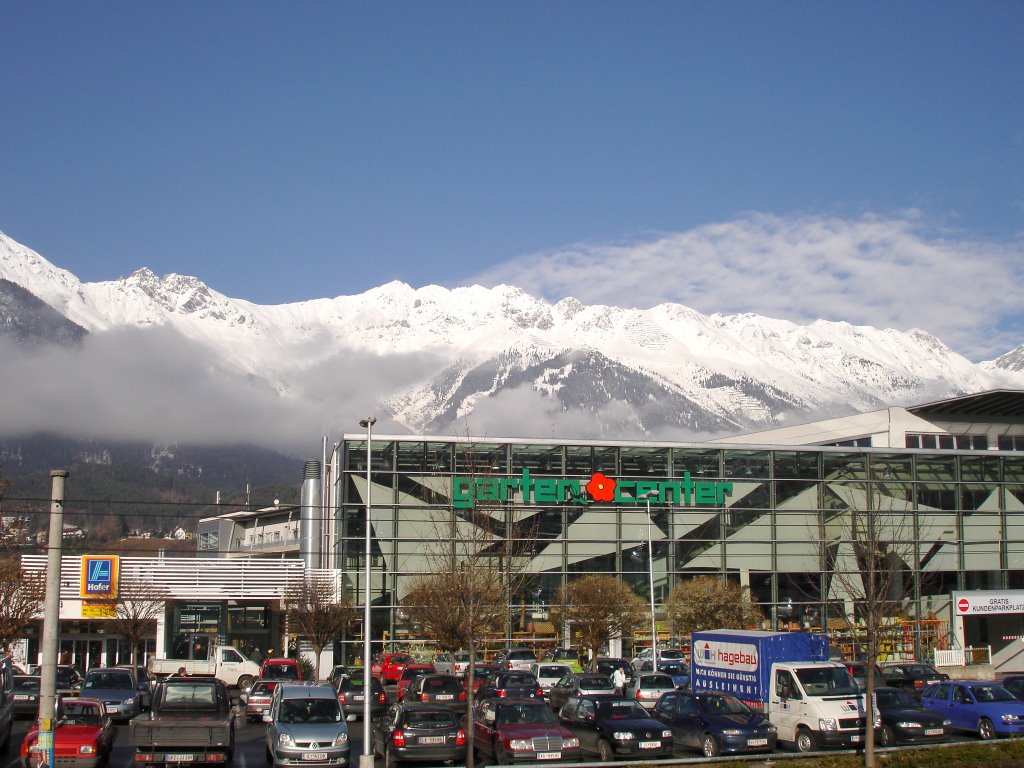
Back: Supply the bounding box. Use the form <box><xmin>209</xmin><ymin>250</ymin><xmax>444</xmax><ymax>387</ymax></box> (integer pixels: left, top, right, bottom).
<box><xmin>452</xmin><ymin>469</ymin><xmax>733</xmax><ymax>510</ymax></box>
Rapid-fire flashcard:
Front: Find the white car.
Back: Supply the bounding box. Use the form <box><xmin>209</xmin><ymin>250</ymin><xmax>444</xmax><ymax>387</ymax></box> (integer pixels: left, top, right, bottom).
<box><xmin>631</xmin><ymin>647</ymin><xmax>686</xmax><ymax>672</ymax></box>
<box><xmin>530</xmin><ymin>662</ymin><xmax>573</xmax><ymax>696</ymax></box>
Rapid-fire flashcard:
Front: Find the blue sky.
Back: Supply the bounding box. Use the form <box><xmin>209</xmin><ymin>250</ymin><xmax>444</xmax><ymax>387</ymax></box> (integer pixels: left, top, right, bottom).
<box><xmin>3</xmin><ymin>1</ymin><xmax>1022</xmax><ymax>359</ymax></box>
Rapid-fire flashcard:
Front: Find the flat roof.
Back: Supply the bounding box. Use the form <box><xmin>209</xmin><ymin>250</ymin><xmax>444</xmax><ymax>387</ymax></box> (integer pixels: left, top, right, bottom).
<box><xmin>908</xmin><ymin>389</ymin><xmax>1024</xmax><ymax>419</ymax></box>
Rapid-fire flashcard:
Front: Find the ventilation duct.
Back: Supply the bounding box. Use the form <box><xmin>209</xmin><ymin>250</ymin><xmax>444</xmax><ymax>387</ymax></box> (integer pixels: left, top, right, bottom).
<box><xmin>300</xmin><ymin>460</ymin><xmax>322</xmax><ymax>568</ymax></box>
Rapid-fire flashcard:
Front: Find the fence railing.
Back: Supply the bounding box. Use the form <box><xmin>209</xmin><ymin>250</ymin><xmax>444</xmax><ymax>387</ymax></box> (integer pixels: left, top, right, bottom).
<box><xmin>934</xmin><ymin>645</ymin><xmax>991</xmax><ymax>667</ymax></box>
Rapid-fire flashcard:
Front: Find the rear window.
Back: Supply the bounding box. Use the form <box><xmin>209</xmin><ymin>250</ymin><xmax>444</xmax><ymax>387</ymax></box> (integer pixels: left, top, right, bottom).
<box><xmin>503</xmin><ymin>674</ymin><xmax>536</xmax><ymax>686</ymax></box>
<box><xmin>508</xmin><ymin>650</ymin><xmax>535</xmax><ymax>660</ymax></box>
<box><xmin>423</xmin><ymin>677</ymin><xmax>461</xmax><ymax>693</ymax></box>
<box><xmin>406</xmin><ymin>709</ymin><xmax>458</xmax><ymax>726</ymax></box>
<box><xmin>642</xmin><ymin>674</ymin><xmax>674</xmax><ymax>688</ymax></box>
<box><xmin>263</xmin><ymin>663</ymin><xmax>300</xmax><ymax>680</ymax></box>
<box><xmin>538</xmin><ymin>666</ymin><xmax>567</xmax><ymax>677</ymax></box>
<box><xmin>163</xmin><ymin>682</ymin><xmax>217</xmax><ymax>708</ymax></box>
<box><xmin>579</xmin><ymin>675</ymin><xmax>613</xmax><ymax>688</ymax></box>
<box><xmin>14</xmin><ymin>677</ymin><xmax>39</xmax><ymax>692</ymax></box>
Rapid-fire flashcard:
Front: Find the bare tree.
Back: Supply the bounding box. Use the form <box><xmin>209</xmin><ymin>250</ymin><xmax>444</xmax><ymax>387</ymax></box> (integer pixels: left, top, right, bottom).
<box><xmin>823</xmin><ymin>482</ymin><xmax>919</xmax><ymax>768</ymax></box>
<box><xmin>108</xmin><ymin>574</ymin><xmax>169</xmax><ymax>667</ymax></box>
<box><xmin>284</xmin><ymin>571</ymin><xmax>356</xmax><ymax>682</ymax></box>
<box><xmin>550</xmin><ymin>574</ymin><xmax>648</xmax><ymax>663</ymax></box>
<box><xmin>0</xmin><ymin>555</ymin><xmax>44</xmax><ymax>655</ymax></box>
<box><xmin>664</xmin><ymin>576</ymin><xmax>763</xmax><ymax>636</ymax></box>
<box><xmin>402</xmin><ymin>501</ymin><xmax>534</xmax><ymax>768</ymax></box>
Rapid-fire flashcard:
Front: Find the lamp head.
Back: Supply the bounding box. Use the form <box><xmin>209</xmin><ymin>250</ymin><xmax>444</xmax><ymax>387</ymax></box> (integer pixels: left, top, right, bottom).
<box><xmin>638</xmin><ymin>490</ymin><xmax>658</xmax><ymax>500</ymax></box>
<box><xmin>359</xmin><ymin>417</ymin><xmax>377</xmax><ymax>428</ymax></box>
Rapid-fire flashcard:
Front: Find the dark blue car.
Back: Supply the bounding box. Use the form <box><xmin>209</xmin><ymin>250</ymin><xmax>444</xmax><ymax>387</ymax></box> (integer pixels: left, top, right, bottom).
<box><xmin>653</xmin><ymin>689</ymin><xmax>777</xmax><ymax>757</ymax></box>
<box><xmin>558</xmin><ymin>695</ymin><xmax>673</xmax><ymax>761</ymax></box>
<box><xmin>919</xmin><ymin>680</ymin><xmax>1024</xmax><ymax>739</ymax></box>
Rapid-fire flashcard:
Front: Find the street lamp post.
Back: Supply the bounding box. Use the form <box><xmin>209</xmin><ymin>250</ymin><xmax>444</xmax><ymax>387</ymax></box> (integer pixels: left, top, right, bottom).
<box><xmin>358</xmin><ymin>417</ymin><xmax>376</xmax><ymax>768</ymax></box>
<box><xmin>638</xmin><ymin>490</ymin><xmax>658</xmax><ymax>665</ymax></box>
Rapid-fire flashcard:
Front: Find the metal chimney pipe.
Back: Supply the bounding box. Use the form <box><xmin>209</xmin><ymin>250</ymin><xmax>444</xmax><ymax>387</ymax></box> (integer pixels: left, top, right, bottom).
<box><xmin>300</xmin><ymin>460</ymin><xmax>322</xmax><ymax>569</ymax></box>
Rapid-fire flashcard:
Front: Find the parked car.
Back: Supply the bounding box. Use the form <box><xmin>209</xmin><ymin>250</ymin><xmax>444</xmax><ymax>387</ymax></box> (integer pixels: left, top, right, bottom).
<box><xmin>335</xmin><ymin>672</ymin><xmax>388</xmax><ymax>721</ymax></box>
<box><xmin>12</xmin><ymin>675</ymin><xmax>40</xmax><ymax>718</ymax></box>
<box><xmin>241</xmin><ymin>679</ymin><xmax>277</xmax><ymax>722</ymax></box>
<box><xmin>325</xmin><ymin>665</ymin><xmax>351</xmax><ymax>689</ymax></box>
<box><xmin>653</xmin><ymin>689</ymin><xmax>777</xmax><ymax>757</ymax></box>
<box><xmin>372</xmin><ymin>703</ymin><xmax>466</xmax><ymax>767</ymax></box>
<box><xmin>376</xmin><ymin>654</ymin><xmax>416</xmax><ymax>684</ymax></box>
<box><xmin>624</xmin><ymin>673</ymin><xmax>676</xmax><ymax>710</ymax></box>
<box><xmin>395</xmin><ymin>665</ymin><xmax>436</xmax><ymax>700</ymax></box>
<box><xmin>400</xmin><ymin>674</ymin><xmax>467</xmax><ymax>712</ymax></box>
<box><xmin>451</xmin><ymin>651</ymin><xmax>485</xmax><ymax>678</ymax></box>
<box><xmin>548</xmin><ymin>673</ymin><xmax>615</xmax><ymax>712</ymax></box>
<box><xmin>630</xmin><ymin>647</ymin><xmax>686</xmax><ymax>672</ymax></box>
<box><xmin>558</xmin><ymin>695</ymin><xmax>673</xmax><ymax>761</ymax></box>
<box><xmin>636</xmin><ymin>660</ymin><xmax>690</xmax><ymax>687</ymax></box>
<box><xmin>80</xmin><ymin>667</ymin><xmax>142</xmax><ymax>722</ymax></box>
<box><xmin>873</xmin><ymin>686</ymin><xmax>951</xmax><ymax>746</ymax></box>
<box><xmin>472</xmin><ymin>698</ymin><xmax>581</xmax><ymax>763</ymax></box>
<box><xmin>842</xmin><ymin>662</ymin><xmax>886</xmax><ymax>691</ymax></box>
<box><xmin>881</xmin><ymin>663</ymin><xmax>950</xmax><ymax>696</ymax></box>
<box><xmin>21</xmin><ymin>698</ymin><xmax>115</xmax><ymax>768</ymax></box>
<box><xmin>920</xmin><ymin>680</ymin><xmax>1024</xmax><ymax>739</ymax></box>
<box><xmin>130</xmin><ymin>676</ymin><xmax>235</xmax><ymax>765</ymax></box>
<box><xmin>116</xmin><ymin>666</ymin><xmax>153</xmax><ymax>710</ymax></box>
<box><xmin>467</xmin><ymin>664</ymin><xmax>502</xmax><ymax>692</ymax></box>
<box><xmin>529</xmin><ymin>663</ymin><xmax>573</xmax><ymax>696</ymax></box>
<box><xmin>264</xmin><ymin>683</ymin><xmax>350</xmax><ymax>768</ymax></box>
<box><xmin>476</xmin><ymin>671</ymin><xmax>544</xmax><ymax>702</ymax></box>
<box><xmin>497</xmin><ymin>648</ymin><xmax>537</xmax><ymax>672</ymax></box>
<box><xmin>41</xmin><ymin>665</ymin><xmax>84</xmax><ymax>698</ymax></box>
<box><xmin>260</xmin><ymin>658</ymin><xmax>302</xmax><ymax>681</ymax></box>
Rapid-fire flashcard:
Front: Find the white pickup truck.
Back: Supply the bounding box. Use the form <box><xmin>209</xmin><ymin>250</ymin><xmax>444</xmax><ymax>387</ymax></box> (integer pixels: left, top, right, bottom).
<box><xmin>147</xmin><ymin>644</ymin><xmax>260</xmax><ymax>689</ymax></box>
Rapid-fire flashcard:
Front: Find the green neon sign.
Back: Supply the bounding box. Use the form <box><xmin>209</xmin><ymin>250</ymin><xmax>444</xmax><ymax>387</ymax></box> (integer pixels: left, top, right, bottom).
<box><xmin>452</xmin><ymin>469</ymin><xmax>732</xmax><ymax>510</ymax></box>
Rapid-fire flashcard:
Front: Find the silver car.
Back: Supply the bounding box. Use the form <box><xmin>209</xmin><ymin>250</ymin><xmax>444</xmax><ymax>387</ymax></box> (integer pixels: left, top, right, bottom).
<box><xmin>625</xmin><ymin>673</ymin><xmax>678</xmax><ymax>710</ymax></box>
<box><xmin>265</xmin><ymin>683</ymin><xmax>350</xmax><ymax>768</ymax></box>
<box><xmin>80</xmin><ymin>667</ymin><xmax>142</xmax><ymax>722</ymax></box>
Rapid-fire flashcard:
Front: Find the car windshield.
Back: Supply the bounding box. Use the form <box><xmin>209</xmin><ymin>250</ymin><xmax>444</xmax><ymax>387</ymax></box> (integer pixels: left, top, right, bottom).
<box><xmin>497</xmin><ymin>704</ymin><xmax>557</xmax><ymax>725</ymax></box>
<box><xmin>389</xmin><ymin>655</ymin><xmax>413</xmax><ymax>665</ymax></box>
<box><xmin>85</xmin><ymin>671</ymin><xmax>133</xmax><ymax>690</ymax></box>
<box><xmin>280</xmin><ymin>697</ymin><xmax>342</xmax><ymax>723</ymax></box>
<box><xmin>698</xmin><ymin>694</ymin><xmax>749</xmax><ymax>715</ymax></box>
<box><xmin>876</xmin><ymin>688</ymin><xmax>917</xmax><ymax>708</ymax></box>
<box><xmin>264</xmin><ymin>664</ymin><xmax>300</xmax><ymax>680</ymax></box>
<box><xmin>795</xmin><ymin>667</ymin><xmax>859</xmax><ymax>696</ymax></box>
<box><xmin>538</xmin><ymin>666</ymin><xmax>568</xmax><ymax>677</ymax></box>
<box><xmin>251</xmin><ymin>683</ymin><xmax>274</xmax><ymax>696</ymax></box>
<box><xmin>597</xmin><ymin>701</ymin><xmax>648</xmax><ymax>719</ymax></box>
<box><xmin>907</xmin><ymin>665</ymin><xmax>939</xmax><ymax>676</ymax></box>
<box><xmin>62</xmin><ymin>703</ymin><xmax>103</xmax><ymax>726</ymax></box>
<box><xmin>14</xmin><ymin>677</ymin><xmax>40</xmax><ymax>692</ymax></box>
<box><xmin>971</xmin><ymin>685</ymin><xmax>1016</xmax><ymax>703</ymax></box>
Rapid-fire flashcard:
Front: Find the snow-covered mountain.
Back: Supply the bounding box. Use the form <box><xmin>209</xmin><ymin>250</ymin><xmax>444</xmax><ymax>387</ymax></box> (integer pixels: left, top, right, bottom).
<box><xmin>1</xmin><ymin>230</ymin><xmax>1022</xmax><ymax>446</ymax></box>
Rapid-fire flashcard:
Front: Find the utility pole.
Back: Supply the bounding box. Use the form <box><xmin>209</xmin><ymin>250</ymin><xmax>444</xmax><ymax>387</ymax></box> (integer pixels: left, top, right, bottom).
<box><xmin>38</xmin><ymin>469</ymin><xmax>67</xmax><ymax>768</ymax></box>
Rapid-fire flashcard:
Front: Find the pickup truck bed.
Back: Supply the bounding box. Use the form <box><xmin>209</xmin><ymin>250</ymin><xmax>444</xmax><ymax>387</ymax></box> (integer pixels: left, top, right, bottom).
<box><xmin>129</xmin><ymin>678</ymin><xmax>235</xmax><ymax>765</ymax></box>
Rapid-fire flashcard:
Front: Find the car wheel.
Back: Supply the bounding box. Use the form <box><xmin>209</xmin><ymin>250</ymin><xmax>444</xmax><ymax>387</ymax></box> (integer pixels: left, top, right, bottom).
<box><xmin>597</xmin><ymin>739</ymin><xmax>614</xmax><ymax>762</ymax></box>
<box><xmin>795</xmin><ymin>727</ymin><xmax>816</xmax><ymax>753</ymax></box>
<box><xmin>979</xmin><ymin>717</ymin><xmax>996</xmax><ymax>740</ymax></box>
<box><xmin>701</xmin><ymin>734</ymin><xmax>720</xmax><ymax>757</ymax></box>
<box><xmin>879</xmin><ymin>725</ymin><xmax>895</xmax><ymax>747</ymax></box>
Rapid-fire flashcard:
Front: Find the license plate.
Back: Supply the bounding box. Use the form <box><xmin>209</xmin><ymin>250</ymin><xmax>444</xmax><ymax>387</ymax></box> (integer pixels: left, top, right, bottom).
<box><xmin>436</xmin><ymin>694</ymin><xmax>453</xmax><ymax>700</ymax></box>
<box><xmin>419</xmin><ymin>736</ymin><xmax>444</xmax><ymax>745</ymax></box>
<box><xmin>639</xmin><ymin>741</ymin><xmax>661</xmax><ymax>749</ymax></box>
<box><xmin>105</xmin><ymin>704</ymin><xmax>119</xmax><ymax>713</ymax></box>
<box><xmin>747</xmin><ymin>738</ymin><xmax>768</xmax><ymax>746</ymax></box>
<box><xmin>536</xmin><ymin>753</ymin><xmax>561</xmax><ymax>760</ymax></box>
<box><xmin>302</xmin><ymin>753</ymin><xmax>328</xmax><ymax>761</ymax></box>
<box><xmin>925</xmin><ymin>728</ymin><xmax>944</xmax><ymax>736</ymax></box>
<box><xmin>851</xmin><ymin>734</ymin><xmax>861</xmax><ymax>743</ymax></box>
<box><xmin>14</xmin><ymin>695</ymin><xmax>29</xmax><ymax>701</ymax></box>
<box><xmin>165</xmin><ymin>755</ymin><xmax>194</xmax><ymax>762</ymax></box>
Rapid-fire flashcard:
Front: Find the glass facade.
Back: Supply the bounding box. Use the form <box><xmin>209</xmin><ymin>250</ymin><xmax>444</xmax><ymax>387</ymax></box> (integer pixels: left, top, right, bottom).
<box><xmin>334</xmin><ymin>438</ymin><xmax>1024</xmax><ymax>658</ymax></box>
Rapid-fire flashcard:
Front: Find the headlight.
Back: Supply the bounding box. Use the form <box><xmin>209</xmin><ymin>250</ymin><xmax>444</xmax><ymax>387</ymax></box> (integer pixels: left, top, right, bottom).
<box><xmin>721</xmin><ymin>728</ymin><xmax>742</xmax><ymax>735</ymax></box>
<box><xmin>612</xmin><ymin>731</ymin><xmax>635</xmax><ymax>740</ymax></box>
<box><xmin>943</xmin><ymin>720</ymin><xmax>952</xmax><ymax>727</ymax></box>
<box><xmin>661</xmin><ymin>729</ymin><xmax>672</xmax><ymax>739</ymax></box>
<box><xmin>122</xmin><ymin>697</ymin><xmax>136</xmax><ymax>706</ymax></box>
<box><xmin>873</xmin><ymin>713</ymin><xmax>882</xmax><ymax>727</ymax></box>
<box><xmin>819</xmin><ymin>718</ymin><xmax>838</xmax><ymax>731</ymax></box>
<box><xmin>333</xmin><ymin>733</ymin><xmax>349</xmax><ymax>746</ymax></box>
<box><xmin>278</xmin><ymin>733</ymin><xmax>295</xmax><ymax>747</ymax></box>
<box><xmin>1002</xmin><ymin>714</ymin><xmax>1016</xmax><ymax>722</ymax></box>
<box><xmin>562</xmin><ymin>737</ymin><xmax>579</xmax><ymax>748</ymax></box>
<box><xmin>79</xmin><ymin>746</ymin><xmax>97</xmax><ymax>755</ymax></box>
<box><xmin>895</xmin><ymin>721</ymin><xmax>922</xmax><ymax>728</ymax></box>
<box><xmin>508</xmin><ymin>739</ymin><xmax>531</xmax><ymax>750</ymax></box>
<box><xmin>767</xmin><ymin>724</ymin><xmax>778</xmax><ymax>734</ymax></box>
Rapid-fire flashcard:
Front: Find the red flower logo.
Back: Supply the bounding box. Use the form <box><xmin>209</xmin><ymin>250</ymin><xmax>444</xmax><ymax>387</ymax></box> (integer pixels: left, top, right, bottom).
<box><xmin>586</xmin><ymin>472</ymin><xmax>616</xmax><ymax>503</ymax></box>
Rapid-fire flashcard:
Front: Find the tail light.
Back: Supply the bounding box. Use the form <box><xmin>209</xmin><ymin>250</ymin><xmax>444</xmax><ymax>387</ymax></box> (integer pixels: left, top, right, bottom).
<box><xmin>536</xmin><ymin>689</ymin><xmax>544</xmax><ymax>698</ymax></box>
<box><xmin>498</xmin><ymin>689</ymin><xmax>506</xmax><ymax>697</ymax></box>
<box><xmin>458</xmin><ymin>691</ymin><xmax>466</xmax><ymax>701</ymax></box>
<box><xmin>377</xmin><ymin>691</ymin><xmax>387</xmax><ymax>704</ymax></box>
<box><xmin>507</xmin><ymin>662</ymin><xmax>513</xmax><ymax>670</ymax></box>
<box><xmin>420</xmin><ymin>693</ymin><xmax>429</xmax><ymax>702</ymax></box>
<box><xmin>456</xmin><ymin>729</ymin><xmax>466</xmax><ymax>746</ymax></box>
<box><xmin>635</xmin><ymin>690</ymin><xmax>643</xmax><ymax>700</ymax></box>
<box><xmin>337</xmin><ymin>693</ymin><xmax>347</xmax><ymax>705</ymax></box>
<box><xmin>391</xmin><ymin>730</ymin><xmax>406</xmax><ymax>748</ymax></box>
<box><xmin>914</xmin><ymin>681</ymin><xmax>924</xmax><ymax>688</ymax></box>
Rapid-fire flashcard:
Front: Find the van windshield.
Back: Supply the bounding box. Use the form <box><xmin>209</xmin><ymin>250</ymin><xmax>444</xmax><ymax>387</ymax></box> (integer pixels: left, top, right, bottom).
<box><xmin>794</xmin><ymin>667</ymin><xmax>859</xmax><ymax>697</ymax></box>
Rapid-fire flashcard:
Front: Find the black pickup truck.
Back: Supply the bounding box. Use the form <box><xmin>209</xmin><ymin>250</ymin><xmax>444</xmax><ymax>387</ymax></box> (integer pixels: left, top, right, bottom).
<box><xmin>129</xmin><ymin>677</ymin><xmax>235</xmax><ymax>765</ymax></box>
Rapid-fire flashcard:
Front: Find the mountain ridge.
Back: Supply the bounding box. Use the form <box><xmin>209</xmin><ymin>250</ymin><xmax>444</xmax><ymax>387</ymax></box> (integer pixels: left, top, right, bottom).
<box><xmin>1</xmin><ymin>229</ymin><xmax>1021</xmax><ymax>447</ymax></box>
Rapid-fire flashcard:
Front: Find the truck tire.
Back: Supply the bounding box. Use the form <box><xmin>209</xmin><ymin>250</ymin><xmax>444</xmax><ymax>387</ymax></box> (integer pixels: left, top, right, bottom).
<box><xmin>978</xmin><ymin>717</ymin><xmax>996</xmax><ymax>740</ymax></box>
<box><xmin>237</xmin><ymin>674</ymin><xmax>254</xmax><ymax>690</ymax></box>
<box><xmin>795</xmin><ymin>727</ymin><xmax>816</xmax><ymax>753</ymax></box>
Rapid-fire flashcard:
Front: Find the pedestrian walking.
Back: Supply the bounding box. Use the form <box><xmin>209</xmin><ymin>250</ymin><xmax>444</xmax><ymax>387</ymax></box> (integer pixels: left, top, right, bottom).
<box><xmin>612</xmin><ymin>665</ymin><xmax>627</xmax><ymax>696</ymax></box>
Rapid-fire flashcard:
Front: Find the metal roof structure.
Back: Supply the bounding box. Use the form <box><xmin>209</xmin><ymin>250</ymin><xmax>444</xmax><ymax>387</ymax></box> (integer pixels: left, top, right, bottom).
<box><xmin>908</xmin><ymin>389</ymin><xmax>1024</xmax><ymax>419</ymax></box>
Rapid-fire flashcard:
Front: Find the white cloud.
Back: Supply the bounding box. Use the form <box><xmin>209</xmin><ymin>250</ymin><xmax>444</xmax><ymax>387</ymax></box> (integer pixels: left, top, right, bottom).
<box><xmin>466</xmin><ymin>212</ymin><xmax>1024</xmax><ymax>361</ymax></box>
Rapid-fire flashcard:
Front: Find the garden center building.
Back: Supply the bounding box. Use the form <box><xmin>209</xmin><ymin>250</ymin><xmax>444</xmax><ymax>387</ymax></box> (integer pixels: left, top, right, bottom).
<box><xmin>21</xmin><ymin>389</ymin><xmax>1024</xmax><ymax>670</ymax></box>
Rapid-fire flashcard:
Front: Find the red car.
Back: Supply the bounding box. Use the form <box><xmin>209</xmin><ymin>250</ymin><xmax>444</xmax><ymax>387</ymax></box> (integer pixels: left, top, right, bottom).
<box><xmin>241</xmin><ymin>679</ymin><xmax>278</xmax><ymax>722</ymax></box>
<box><xmin>395</xmin><ymin>665</ymin><xmax>436</xmax><ymax>700</ymax></box>
<box><xmin>376</xmin><ymin>653</ymin><xmax>416</xmax><ymax>684</ymax></box>
<box><xmin>259</xmin><ymin>657</ymin><xmax>302</xmax><ymax>681</ymax></box>
<box><xmin>473</xmin><ymin>698</ymin><xmax>581</xmax><ymax>763</ymax></box>
<box><xmin>21</xmin><ymin>699</ymin><xmax>115</xmax><ymax>768</ymax></box>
